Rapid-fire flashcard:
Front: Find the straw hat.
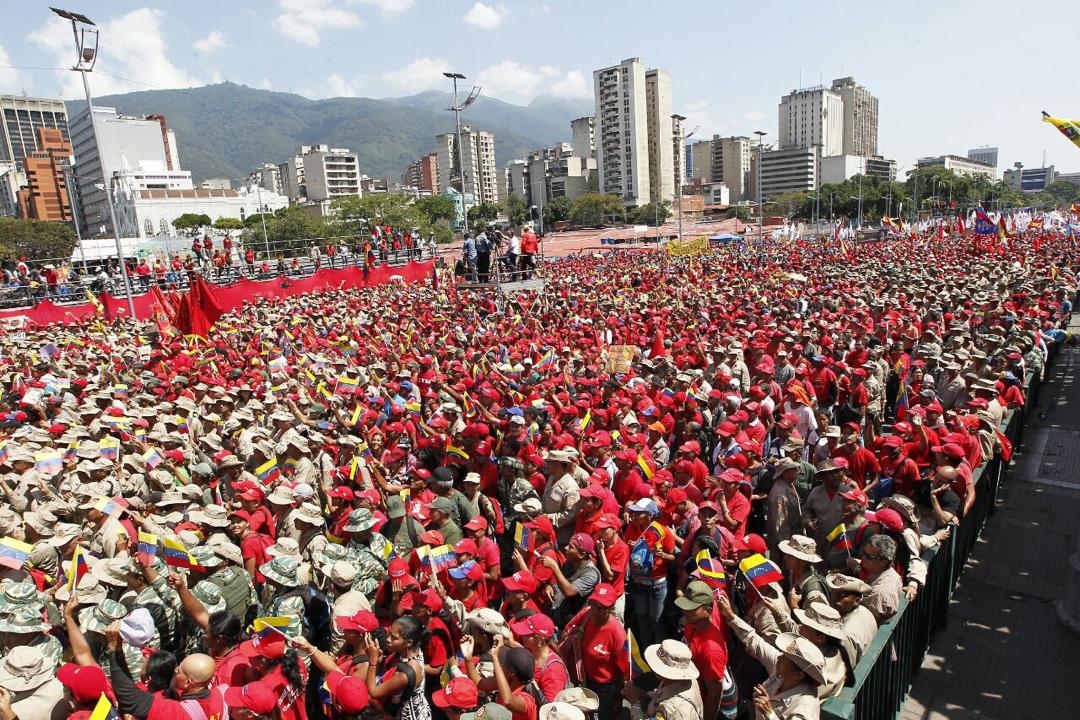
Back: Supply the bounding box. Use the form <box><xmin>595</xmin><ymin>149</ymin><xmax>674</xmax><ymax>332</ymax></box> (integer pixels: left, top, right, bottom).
<box><xmin>643</xmin><ymin>639</ymin><xmax>699</xmax><ymax>680</ymax></box>
<box><xmin>778</xmin><ymin>534</ymin><xmax>822</xmax><ymax>564</ymax></box>
<box><xmin>773</xmin><ymin>633</ymin><xmax>826</xmax><ymax>685</ymax></box>
<box><xmin>0</xmin><ymin>646</ymin><xmax>56</xmax><ymax>692</ymax></box>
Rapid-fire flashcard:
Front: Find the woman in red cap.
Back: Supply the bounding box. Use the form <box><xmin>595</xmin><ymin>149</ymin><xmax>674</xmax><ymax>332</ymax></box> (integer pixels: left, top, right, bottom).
<box><xmin>462</xmin><ymin>514</ymin><xmax>501</xmax><ymax>584</ymax></box>
<box><xmin>445</xmin><ymin>560</ymin><xmax>489</xmax><ymax>613</ymax></box>
<box><xmin>360</xmin><ymin>615</ymin><xmax>432</xmax><ymax>720</ymax></box>
<box><xmin>509</xmin><ymin>613</ymin><xmax>570</xmax><ymax>703</ymax></box>
<box><xmin>500</xmin><ymin>570</ymin><xmax>542</xmax><ymax>621</ymax></box>
<box><xmin>293</xmin><ymin>637</ymin><xmax>371</xmax><ymax>720</ymax></box>
<box><xmin>236</xmin><ymin>632</ymin><xmax>309</xmax><ymax>720</ymax></box>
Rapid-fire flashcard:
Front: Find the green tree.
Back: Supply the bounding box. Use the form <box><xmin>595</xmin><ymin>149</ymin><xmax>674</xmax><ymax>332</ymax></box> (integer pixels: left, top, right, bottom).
<box><xmin>332</xmin><ymin>194</ymin><xmax>424</xmax><ymax>236</ymax></box>
<box><xmin>171</xmin><ymin>213</ymin><xmax>212</xmax><ymax>236</ymax></box>
<box><xmin>415</xmin><ymin>195</ymin><xmax>458</xmax><ymax>226</ymax></box>
<box><xmin>467</xmin><ymin>202</ymin><xmax>500</xmax><ymax>229</ymax></box>
<box><xmin>542</xmin><ymin>196</ymin><xmax>573</xmax><ymax>226</ymax></box>
<box><xmin>723</xmin><ymin>206</ymin><xmax>752</xmax><ymax>221</ymax></box>
<box><xmin>570</xmin><ymin>193</ymin><xmax>624</xmax><ymax>227</ymax></box>
<box><xmin>627</xmin><ymin>201</ymin><xmax>672</xmax><ymax>226</ymax></box>
<box><xmin>0</xmin><ymin>217</ymin><xmax>77</xmax><ymax>261</ymax></box>
<box><xmin>212</xmin><ymin>217</ymin><xmax>245</xmax><ymax>231</ymax></box>
<box><xmin>503</xmin><ymin>194</ymin><xmax>530</xmax><ymax>227</ymax></box>
<box><xmin>241</xmin><ymin>206</ymin><xmax>331</xmax><ymax>257</ymax></box>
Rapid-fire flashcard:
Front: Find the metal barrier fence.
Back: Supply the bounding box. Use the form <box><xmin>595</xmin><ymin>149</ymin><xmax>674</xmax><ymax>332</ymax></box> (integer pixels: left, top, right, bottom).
<box><xmin>0</xmin><ymin>246</ymin><xmax>436</xmax><ymax>312</ymax></box>
<box><xmin>821</xmin><ymin>355</ymin><xmax>1052</xmax><ymax>720</ymax></box>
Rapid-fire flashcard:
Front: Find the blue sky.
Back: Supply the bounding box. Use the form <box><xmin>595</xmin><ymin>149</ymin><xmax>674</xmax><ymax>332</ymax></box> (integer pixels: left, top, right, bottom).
<box><xmin>2</xmin><ymin>0</ymin><xmax>1078</xmax><ymax>173</ymax></box>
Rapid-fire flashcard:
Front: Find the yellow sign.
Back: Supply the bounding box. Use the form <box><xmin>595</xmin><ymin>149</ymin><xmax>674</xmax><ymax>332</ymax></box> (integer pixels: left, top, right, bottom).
<box><xmin>666</xmin><ymin>236</ymin><xmax>709</xmax><ymax>257</ymax></box>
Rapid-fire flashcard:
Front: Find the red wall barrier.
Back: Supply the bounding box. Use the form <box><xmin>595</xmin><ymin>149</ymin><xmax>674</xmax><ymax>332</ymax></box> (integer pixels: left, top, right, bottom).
<box><xmin>0</xmin><ymin>261</ymin><xmax>433</xmax><ymax>327</ymax></box>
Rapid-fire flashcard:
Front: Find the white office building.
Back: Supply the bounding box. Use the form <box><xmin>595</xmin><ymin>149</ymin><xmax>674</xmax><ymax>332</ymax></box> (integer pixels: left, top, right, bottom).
<box><xmin>779</xmin><ymin>86</ymin><xmax>844</xmax><ymax>157</ymax></box>
<box><xmin>645</xmin><ymin>69</ymin><xmax>674</xmax><ymax>205</ymax></box>
<box><xmin>916</xmin><ymin>154</ymin><xmax>996</xmax><ymax>179</ymax></box>
<box><xmin>571</xmin><ymin>117</ymin><xmax>595</xmax><ymax>159</ymax></box>
<box><xmin>757</xmin><ymin>146</ymin><xmax>820</xmax><ymax>197</ymax></box>
<box><xmin>967</xmin><ymin>146</ymin><xmax>999</xmax><ymax>169</ymax></box>
<box><xmin>69</xmin><ymin>106</ymin><xmax>180</xmax><ymax>236</ymax></box>
<box><xmin>111</xmin><ymin>162</ymin><xmax>287</xmax><ymax>239</ymax></box>
<box><xmin>594</xmin><ymin>58</ymin><xmax>651</xmax><ymax>206</ymax></box>
<box><xmin>275</xmin><ymin>145</ymin><xmax>360</xmax><ymax>204</ymax></box>
<box><xmin>830</xmin><ymin>77</ymin><xmax>879</xmax><ymax>157</ymax></box>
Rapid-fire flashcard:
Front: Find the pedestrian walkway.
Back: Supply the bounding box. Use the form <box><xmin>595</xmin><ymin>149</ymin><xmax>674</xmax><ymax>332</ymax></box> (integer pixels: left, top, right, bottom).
<box><xmin>902</xmin><ymin>332</ymin><xmax>1080</xmax><ymax>719</ymax></box>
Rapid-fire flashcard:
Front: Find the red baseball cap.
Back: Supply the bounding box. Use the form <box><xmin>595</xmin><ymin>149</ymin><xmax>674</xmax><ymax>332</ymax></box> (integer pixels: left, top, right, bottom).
<box><xmin>224</xmin><ymin>682</ymin><xmax>278</xmax><ymax>714</ymax></box>
<box><xmin>453</xmin><ymin>539</ymin><xmax>479</xmax><ymax>556</ymax></box>
<box><xmin>418</xmin><ymin>530</ymin><xmax>445</xmax><ymax>546</ymax></box>
<box><xmin>228</xmin><ymin>509</ymin><xmax>254</xmax><ymax>523</ymax></box>
<box><xmin>590</xmin><ymin>583</ymin><xmax>619</xmax><ymax>608</ymax></box>
<box><xmin>57</xmin><ymin>663</ymin><xmax>109</xmax><ymax>704</ymax></box>
<box><xmin>733</xmin><ymin>533</ymin><xmax>768</xmax><ymax>554</ymax></box>
<box><xmin>510</xmin><ymin>613</ymin><xmax>556</xmax><ymax>639</ymax></box>
<box><xmin>463</xmin><ymin>515</ymin><xmax>488</xmax><ymax>531</ymax></box>
<box><xmin>326</xmin><ymin>671</ymin><xmax>370</xmax><ymax>713</ymax></box>
<box><xmin>867</xmin><ymin>508</ymin><xmax>904</xmax><ymax>532</ymax></box>
<box><xmin>839</xmin><ymin>487</ymin><xmax>869</xmax><ymax>507</ymax></box>
<box><xmin>336</xmin><ymin>610</ymin><xmax>378</xmax><ymax>633</ymax></box>
<box><xmin>329</xmin><ymin>486</ymin><xmax>355</xmax><ymax>500</ymax></box>
<box><xmin>502</xmin><ymin>570</ymin><xmax>539</xmax><ymax>594</ymax></box>
<box><xmin>388</xmin><ymin>557</ymin><xmax>411</xmax><ymax>579</ymax></box>
<box><xmin>432</xmin><ymin>677</ymin><xmax>479</xmax><ymax>710</ymax></box>
<box><xmin>239</xmin><ymin>632</ymin><xmax>286</xmax><ymax>659</ymax></box>
<box><xmin>593</xmin><ymin>513</ymin><xmax>622</xmax><ymax>530</ymax></box>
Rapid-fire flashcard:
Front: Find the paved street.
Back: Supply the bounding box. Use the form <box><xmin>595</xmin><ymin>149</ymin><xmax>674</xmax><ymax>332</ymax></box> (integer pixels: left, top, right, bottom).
<box><xmin>902</xmin><ymin>326</ymin><xmax>1080</xmax><ymax>719</ymax></box>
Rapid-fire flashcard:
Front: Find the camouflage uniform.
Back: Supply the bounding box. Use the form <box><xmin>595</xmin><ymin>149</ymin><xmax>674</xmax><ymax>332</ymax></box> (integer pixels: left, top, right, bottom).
<box><xmin>347</xmin><ymin>531</ymin><xmax>392</xmax><ymax>602</ymax></box>
<box><xmin>260</xmin><ymin>556</ymin><xmax>306</xmax><ymax>638</ymax></box>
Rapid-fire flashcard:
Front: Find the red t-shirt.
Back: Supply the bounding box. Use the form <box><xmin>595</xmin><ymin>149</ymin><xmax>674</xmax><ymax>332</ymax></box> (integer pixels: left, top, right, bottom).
<box><xmin>684</xmin><ymin>620</ymin><xmax>728</xmax><ymax>682</ymax></box>
<box><xmin>511</xmin><ymin>687</ymin><xmax>538</xmax><ymax>720</ymax></box>
<box><xmin>258</xmin><ymin>663</ymin><xmax>309</xmax><ymax>720</ymax></box>
<box><xmin>535</xmin><ymin>652</ymin><xmax>570</xmax><ymax>702</ymax></box>
<box><xmin>476</xmin><ymin>537</ymin><xmax>500</xmax><ymax>571</ymax></box>
<box><xmin>724</xmin><ymin>492</ymin><xmax>751</xmax><ymax>538</ymax></box>
<box><xmin>601</xmin><ymin>537</ymin><xmax>630</xmax><ymax>595</ymax></box>
<box><xmin>581</xmin><ymin>615</ymin><xmax>627</xmax><ymax>684</ymax></box>
<box><xmin>215</xmin><ymin>645</ymin><xmax>255</xmax><ymax>687</ymax></box>
<box><xmin>240</xmin><ymin>532</ymin><xmax>273</xmax><ymax>582</ymax></box>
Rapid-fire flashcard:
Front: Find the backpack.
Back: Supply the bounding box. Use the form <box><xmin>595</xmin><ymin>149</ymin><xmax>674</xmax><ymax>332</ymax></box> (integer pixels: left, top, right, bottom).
<box><xmin>629</xmin><ymin>537</ymin><xmax>655</xmax><ymax>576</ymax></box>
<box><xmin>527</xmin><ymin>653</ymin><xmax>571</xmax><ymax>703</ymax></box>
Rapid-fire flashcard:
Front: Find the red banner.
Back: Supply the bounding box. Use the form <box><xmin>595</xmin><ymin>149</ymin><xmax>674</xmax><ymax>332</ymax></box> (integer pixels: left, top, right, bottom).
<box><xmin>0</xmin><ymin>260</ymin><xmax>434</xmax><ymax>328</ymax></box>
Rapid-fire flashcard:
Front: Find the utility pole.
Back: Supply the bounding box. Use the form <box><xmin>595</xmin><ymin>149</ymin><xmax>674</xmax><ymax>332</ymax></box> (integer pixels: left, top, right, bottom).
<box><xmin>54</xmin><ymin>7</ymin><xmax>136</xmax><ymax>319</ymax></box>
<box><xmin>754</xmin><ymin>130</ymin><xmax>767</xmax><ymax>244</ymax></box>
<box><xmin>444</xmin><ymin>72</ymin><xmax>479</xmax><ymax>237</ymax></box>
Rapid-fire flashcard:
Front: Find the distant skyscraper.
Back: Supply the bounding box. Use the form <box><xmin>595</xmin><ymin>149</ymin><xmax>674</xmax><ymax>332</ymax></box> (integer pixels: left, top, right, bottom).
<box><xmin>435</xmin><ymin>125</ymin><xmax>498</xmax><ymax>206</ymax></box>
<box><xmin>0</xmin><ymin>95</ymin><xmax>69</xmax><ymax>170</ymax></box>
<box><xmin>15</xmin><ymin>127</ymin><xmax>73</xmax><ymax>222</ymax></box>
<box><xmin>967</xmin><ymin>146</ymin><xmax>999</xmax><ymax>168</ymax></box>
<box><xmin>778</xmin><ymin>85</ymin><xmax>844</xmax><ymax>157</ymax></box>
<box><xmin>710</xmin><ymin>136</ymin><xmax>752</xmax><ymax>203</ymax></box>
<box><xmin>593</xmin><ymin>57</ymin><xmax>675</xmax><ymax>207</ymax></box>
<box><xmin>830</xmin><ymin>77</ymin><xmax>879</xmax><ymax>157</ymax></box>
<box><xmin>686</xmin><ymin>139</ymin><xmax>713</xmax><ymax>182</ymax></box>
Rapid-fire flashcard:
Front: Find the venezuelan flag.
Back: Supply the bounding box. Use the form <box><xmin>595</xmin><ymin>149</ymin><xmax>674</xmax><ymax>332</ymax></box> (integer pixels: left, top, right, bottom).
<box><xmin>579</xmin><ymin>409</ymin><xmax>592</xmax><ymax>433</ymax></box>
<box><xmin>428</xmin><ymin>544</ymin><xmax>457</xmax><ymax>572</ymax></box>
<box><xmin>255</xmin><ymin>457</ymin><xmax>280</xmax><ymax>484</ymax></box>
<box><xmin>694</xmin><ymin>549</ymin><xmax>726</xmax><ymax>588</ymax></box>
<box><xmin>35</xmin><ymin>450</ymin><xmax>63</xmax><ymax>477</ymax></box>
<box><xmin>336</xmin><ymin>375</ymin><xmax>360</xmax><ymax>396</ymax></box>
<box><xmin>137</xmin><ymin>531</ymin><xmax>160</xmax><ymax>564</ymax></box>
<box><xmin>88</xmin><ymin>693</ymin><xmax>120</xmax><ymax>720</ymax></box>
<box><xmin>92</xmin><ymin>496</ymin><xmax>122</xmax><ymax>517</ymax></box>
<box><xmin>67</xmin><ymin>544</ymin><xmax>88</xmax><ymax>590</ymax></box>
<box><xmin>827</xmin><ymin>523</ymin><xmax>852</xmax><ymax>551</ymax></box>
<box><xmin>513</xmin><ymin>522</ymin><xmax>531</xmax><ymax>551</ymax></box>
<box><xmin>0</xmin><ymin>537</ymin><xmax>32</xmax><ymax>570</ymax></box>
<box><xmin>348</xmin><ymin>457</ymin><xmax>361</xmax><ymax>482</ymax></box>
<box><xmin>162</xmin><ymin>537</ymin><xmax>201</xmax><ymax>570</ymax></box>
<box><xmin>636</xmin><ymin>454</ymin><xmax>655</xmax><ymax>480</ymax></box>
<box><xmin>98</xmin><ymin>436</ymin><xmax>120</xmax><ymax>460</ymax></box>
<box><xmin>738</xmin><ymin>553</ymin><xmax>784</xmax><ymax>589</ymax></box>
<box><xmin>357</xmin><ymin>442</ymin><xmax>373</xmax><ymax>459</ymax></box>
<box><xmin>626</xmin><ymin>631</ymin><xmax>651</xmax><ymax>680</ymax></box>
<box><xmin>1042</xmin><ymin>112</ymin><xmax>1080</xmax><ymax>150</ymax></box>
<box><xmin>404</xmin><ymin>400</ymin><xmax>422</xmax><ymax>418</ymax></box>
<box><xmin>349</xmin><ymin>404</ymin><xmax>363</xmax><ymax>427</ymax></box>
<box><xmin>252</xmin><ymin>616</ymin><xmax>291</xmax><ymax>637</ymax></box>
<box><xmin>446</xmin><ymin>445</ymin><xmax>470</xmax><ymax>461</ymax></box>
<box><xmin>141</xmin><ymin>448</ymin><xmax>164</xmax><ymax>470</ymax></box>
<box><xmin>535</xmin><ymin>347</ymin><xmax>555</xmax><ymax>369</ymax></box>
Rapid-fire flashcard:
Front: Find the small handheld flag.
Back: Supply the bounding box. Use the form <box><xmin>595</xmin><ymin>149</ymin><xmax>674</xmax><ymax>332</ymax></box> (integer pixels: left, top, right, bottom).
<box><xmin>141</xmin><ymin>448</ymin><xmax>164</xmax><ymax>470</ymax></box>
<box><xmin>98</xmin><ymin>435</ymin><xmax>120</xmax><ymax>460</ymax></box>
<box><xmin>636</xmin><ymin>454</ymin><xmax>655</xmax><ymax>480</ymax></box>
<box><xmin>162</xmin><ymin>537</ymin><xmax>201</xmax><ymax>570</ymax></box>
<box><xmin>34</xmin><ymin>450</ymin><xmax>63</xmax><ymax>477</ymax></box>
<box><xmin>514</xmin><ymin>522</ymin><xmax>531</xmax><ymax>552</ymax></box>
<box><xmin>67</xmin><ymin>544</ymin><xmax>89</xmax><ymax>590</ymax></box>
<box><xmin>738</xmin><ymin>553</ymin><xmax>784</xmax><ymax>589</ymax></box>
<box><xmin>694</xmin><ymin>549</ymin><xmax>727</xmax><ymax>588</ymax></box>
<box><xmin>137</xmin><ymin>531</ymin><xmax>160</xmax><ymax>565</ymax></box>
<box><xmin>446</xmin><ymin>445</ymin><xmax>470</xmax><ymax>461</ymax></box>
<box><xmin>626</xmin><ymin>630</ymin><xmax>651</xmax><ymax>680</ymax></box>
<box><xmin>88</xmin><ymin>693</ymin><xmax>119</xmax><ymax>720</ymax></box>
<box><xmin>826</xmin><ymin>522</ymin><xmax>852</xmax><ymax>553</ymax></box>
<box><xmin>255</xmin><ymin>456</ymin><xmax>281</xmax><ymax>484</ymax></box>
<box><xmin>426</xmin><ymin>544</ymin><xmax>457</xmax><ymax>572</ymax></box>
<box><xmin>0</xmin><ymin>537</ymin><xmax>33</xmax><ymax>570</ymax></box>
<box><xmin>252</xmin><ymin>616</ymin><xmax>291</xmax><ymax>637</ymax></box>
<box><xmin>92</xmin><ymin>496</ymin><xmax>122</xmax><ymax>518</ymax></box>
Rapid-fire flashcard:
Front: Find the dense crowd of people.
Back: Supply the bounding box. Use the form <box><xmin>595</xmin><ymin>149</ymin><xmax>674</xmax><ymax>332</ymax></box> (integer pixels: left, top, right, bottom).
<box><xmin>0</xmin><ymin>229</ymin><xmax>1072</xmax><ymax>720</ymax></box>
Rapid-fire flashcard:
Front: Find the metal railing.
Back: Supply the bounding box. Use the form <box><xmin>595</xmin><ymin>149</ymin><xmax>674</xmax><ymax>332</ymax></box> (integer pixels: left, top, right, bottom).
<box><xmin>0</xmin><ymin>246</ymin><xmax>436</xmax><ymax>311</ymax></box>
<box><xmin>821</xmin><ymin>350</ymin><xmax>1054</xmax><ymax>720</ymax></box>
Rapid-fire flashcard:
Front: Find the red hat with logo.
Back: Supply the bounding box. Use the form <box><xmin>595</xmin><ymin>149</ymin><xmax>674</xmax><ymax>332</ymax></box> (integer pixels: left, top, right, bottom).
<box><xmin>510</xmin><ymin>613</ymin><xmax>556</xmax><ymax>639</ymax></box>
<box><xmin>239</xmin><ymin>632</ymin><xmax>286</xmax><ymax>660</ymax></box>
<box><xmin>336</xmin><ymin>610</ymin><xmax>379</xmax><ymax>633</ymax></box>
<box><xmin>432</xmin><ymin>677</ymin><xmax>480</xmax><ymax>710</ymax></box>
<box><xmin>326</xmin><ymin>671</ymin><xmax>370</xmax><ymax>713</ymax></box>
<box><xmin>57</xmin><ymin>663</ymin><xmax>109</xmax><ymax>704</ymax></box>
<box><xmin>224</xmin><ymin>682</ymin><xmax>278</xmax><ymax>714</ymax></box>
<box><xmin>590</xmin><ymin>583</ymin><xmax>619</xmax><ymax>607</ymax></box>
<box><xmin>502</xmin><ymin>570</ymin><xmax>539</xmax><ymax>594</ymax></box>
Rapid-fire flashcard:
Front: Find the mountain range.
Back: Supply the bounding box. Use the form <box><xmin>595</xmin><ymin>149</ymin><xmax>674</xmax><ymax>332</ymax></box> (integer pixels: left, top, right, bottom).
<box><xmin>65</xmin><ymin>82</ymin><xmax>593</xmax><ymax>185</ymax></box>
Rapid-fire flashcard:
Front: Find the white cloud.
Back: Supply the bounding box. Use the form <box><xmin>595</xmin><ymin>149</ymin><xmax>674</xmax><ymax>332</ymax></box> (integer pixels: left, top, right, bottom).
<box><xmin>464</xmin><ymin>2</ymin><xmax>505</xmax><ymax>30</ymax></box>
<box><xmin>30</xmin><ymin>8</ymin><xmax>201</xmax><ymax>97</ymax></box>
<box><xmin>744</xmin><ymin>110</ymin><xmax>767</xmax><ymax>124</ymax></box>
<box><xmin>325</xmin><ymin>73</ymin><xmax>359</xmax><ymax>97</ymax></box>
<box><xmin>194</xmin><ymin>31</ymin><xmax>227</xmax><ymax>54</ymax></box>
<box><xmin>274</xmin><ymin>0</ymin><xmax>362</xmax><ymax>46</ymax></box>
<box><xmin>476</xmin><ymin>60</ymin><xmax>558</xmax><ymax>102</ymax></box>
<box><xmin>0</xmin><ymin>44</ymin><xmax>21</xmax><ymax>90</ymax></box>
<box><xmin>680</xmin><ymin>100</ymin><xmax>725</xmax><ymax>139</ymax></box>
<box><xmin>550</xmin><ymin>70</ymin><xmax>591</xmax><ymax>99</ymax></box>
<box><xmin>382</xmin><ymin>56</ymin><xmax>450</xmax><ymax>92</ymax></box>
<box><xmin>358</xmin><ymin>0</ymin><xmax>414</xmax><ymax>11</ymax></box>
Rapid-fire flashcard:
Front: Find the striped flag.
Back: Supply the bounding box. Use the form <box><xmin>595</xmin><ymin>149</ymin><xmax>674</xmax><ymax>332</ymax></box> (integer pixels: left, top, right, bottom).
<box><xmin>255</xmin><ymin>456</ymin><xmax>280</xmax><ymax>484</ymax></box>
<box><xmin>88</xmin><ymin>693</ymin><xmax>120</xmax><ymax>720</ymax></box>
<box><xmin>137</xmin><ymin>531</ymin><xmax>160</xmax><ymax>565</ymax></box>
<box><xmin>252</xmin><ymin>616</ymin><xmax>291</xmax><ymax>638</ymax></box>
<box><xmin>446</xmin><ymin>445</ymin><xmax>470</xmax><ymax>461</ymax></box>
<box><xmin>162</xmin><ymin>537</ymin><xmax>201</xmax><ymax>570</ymax></box>
<box><xmin>67</xmin><ymin>544</ymin><xmax>88</xmax><ymax>590</ymax></box>
<box><xmin>738</xmin><ymin>553</ymin><xmax>784</xmax><ymax>589</ymax></box>
<box><xmin>0</xmin><ymin>537</ymin><xmax>32</xmax><ymax>570</ymax></box>
<box><xmin>336</xmin><ymin>375</ymin><xmax>360</xmax><ymax>396</ymax></box>
<box><xmin>636</xmin><ymin>454</ymin><xmax>655</xmax><ymax>480</ymax></box>
<box><xmin>34</xmin><ymin>450</ymin><xmax>64</xmax><ymax>477</ymax></box>
<box><xmin>626</xmin><ymin>630</ymin><xmax>651</xmax><ymax>680</ymax></box>
<box><xmin>827</xmin><ymin>522</ymin><xmax>852</xmax><ymax>551</ymax></box>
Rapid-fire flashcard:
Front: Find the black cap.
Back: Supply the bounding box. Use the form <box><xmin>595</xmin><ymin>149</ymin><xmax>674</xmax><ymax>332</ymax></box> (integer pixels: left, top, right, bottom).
<box><xmin>499</xmin><ymin>647</ymin><xmax>534</xmax><ymax>682</ymax></box>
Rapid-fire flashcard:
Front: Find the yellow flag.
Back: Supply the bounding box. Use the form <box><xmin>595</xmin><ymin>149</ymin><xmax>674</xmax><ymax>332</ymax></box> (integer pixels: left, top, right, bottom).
<box><xmin>1042</xmin><ymin>112</ymin><xmax>1080</xmax><ymax>150</ymax></box>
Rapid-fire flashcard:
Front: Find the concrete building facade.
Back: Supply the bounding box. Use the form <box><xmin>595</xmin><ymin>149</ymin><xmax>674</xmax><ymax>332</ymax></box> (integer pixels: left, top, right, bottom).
<box><xmin>757</xmin><ymin>146</ymin><xmax>820</xmax><ymax>197</ymax></box>
<box><xmin>830</xmin><ymin>77</ymin><xmax>879</xmax><ymax>157</ymax></box>
<box><xmin>916</xmin><ymin>154</ymin><xmax>996</xmax><ymax>179</ymax></box>
<box><xmin>570</xmin><ymin>116</ymin><xmax>595</xmax><ymax>159</ymax></box>
<box><xmin>69</xmin><ymin>106</ymin><xmax>180</xmax><ymax>236</ymax></box>
<box><xmin>403</xmin><ymin>153</ymin><xmax>439</xmax><ymax>194</ymax></box>
<box><xmin>779</xmin><ymin>86</ymin><xmax>844</xmax><ymax>157</ymax></box>
<box><xmin>710</xmin><ymin>136</ymin><xmax>752</xmax><ymax>203</ymax></box>
<box><xmin>301</xmin><ymin>146</ymin><xmax>360</xmax><ymax>202</ymax></box>
<box><xmin>686</xmin><ymin>139</ymin><xmax>713</xmax><ymax>183</ymax></box>
<box><xmin>645</xmin><ymin>68</ymin><xmax>674</xmax><ymax>205</ymax></box>
<box><xmin>15</xmin><ymin>127</ymin><xmax>73</xmax><ymax>222</ymax></box>
<box><xmin>967</xmin><ymin>146</ymin><xmax>999</xmax><ymax>169</ymax></box>
<box><xmin>435</xmin><ymin>125</ymin><xmax>498</xmax><ymax>207</ymax></box>
<box><xmin>594</xmin><ymin>58</ymin><xmax>651</xmax><ymax>206</ymax></box>
<box><xmin>0</xmin><ymin>95</ymin><xmax>69</xmax><ymax>170</ymax></box>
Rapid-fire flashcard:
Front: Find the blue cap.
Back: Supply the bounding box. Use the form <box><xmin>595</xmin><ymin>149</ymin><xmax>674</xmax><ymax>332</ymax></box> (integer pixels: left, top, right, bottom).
<box><xmin>626</xmin><ymin>498</ymin><xmax>659</xmax><ymax>515</ymax></box>
<box><xmin>448</xmin><ymin>560</ymin><xmax>477</xmax><ymax>580</ymax></box>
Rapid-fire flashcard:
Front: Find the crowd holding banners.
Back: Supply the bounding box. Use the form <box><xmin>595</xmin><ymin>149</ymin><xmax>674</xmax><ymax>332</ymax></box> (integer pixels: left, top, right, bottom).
<box><xmin>0</xmin><ymin>217</ymin><xmax>1071</xmax><ymax>720</ymax></box>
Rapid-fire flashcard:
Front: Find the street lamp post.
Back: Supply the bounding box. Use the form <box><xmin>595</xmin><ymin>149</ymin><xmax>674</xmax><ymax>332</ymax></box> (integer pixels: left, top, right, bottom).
<box><xmin>53</xmin><ymin>7</ymin><xmax>136</xmax><ymax>319</ymax></box>
<box><xmin>754</xmin><ymin>130</ymin><xmax>767</xmax><ymax>243</ymax></box>
<box><xmin>62</xmin><ymin>164</ymin><xmax>89</xmax><ymax>275</ymax></box>
<box><xmin>856</xmin><ymin>173</ymin><xmax>864</xmax><ymax>230</ymax></box>
<box><xmin>671</xmin><ymin>114</ymin><xmax>695</xmax><ymax>242</ymax></box>
<box><xmin>444</xmin><ymin>72</ymin><xmax>479</xmax><ymax>238</ymax></box>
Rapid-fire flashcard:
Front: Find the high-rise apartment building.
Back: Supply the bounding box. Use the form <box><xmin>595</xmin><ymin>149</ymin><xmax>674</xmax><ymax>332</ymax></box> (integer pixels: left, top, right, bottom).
<box><xmin>301</xmin><ymin>145</ymin><xmax>360</xmax><ymax>202</ymax></box>
<box><xmin>15</xmin><ymin>127</ymin><xmax>73</xmax><ymax>222</ymax></box>
<box><xmin>779</xmin><ymin>86</ymin><xmax>844</xmax><ymax>157</ymax></box>
<box><xmin>69</xmin><ymin>106</ymin><xmax>180</xmax><ymax>236</ymax></box>
<box><xmin>403</xmin><ymin>153</ymin><xmax>439</xmax><ymax>194</ymax></box>
<box><xmin>830</xmin><ymin>77</ymin><xmax>878</xmax><ymax>157</ymax></box>
<box><xmin>645</xmin><ymin>69</ymin><xmax>674</xmax><ymax>205</ymax></box>
<box><xmin>435</xmin><ymin>125</ymin><xmax>498</xmax><ymax>206</ymax></box>
<box><xmin>570</xmin><ymin>117</ymin><xmax>595</xmax><ymax>160</ymax></box>
<box><xmin>710</xmin><ymin>136</ymin><xmax>752</xmax><ymax>203</ymax></box>
<box><xmin>249</xmin><ymin>163</ymin><xmax>283</xmax><ymax>196</ymax></box>
<box><xmin>593</xmin><ymin>58</ymin><xmax>676</xmax><ymax>208</ymax></box>
<box><xmin>0</xmin><ymin>95</ymin><xmax>69</xmax><ymax>170</ymax></box>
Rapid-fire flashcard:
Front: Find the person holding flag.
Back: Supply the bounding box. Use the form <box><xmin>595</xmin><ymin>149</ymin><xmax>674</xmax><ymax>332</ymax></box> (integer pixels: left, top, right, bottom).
<box><xmin>674</xmin><ymin>581</ymin><xmax>734</xmax><ymax>720</ymax></box>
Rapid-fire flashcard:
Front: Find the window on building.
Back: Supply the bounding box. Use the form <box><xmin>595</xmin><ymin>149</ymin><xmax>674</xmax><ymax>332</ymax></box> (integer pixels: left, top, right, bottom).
<box><xmin>159</xmin><ymin>218</ymin><xmax>170</xmax><ymax>235</ymax></box>
<box><xmin>144</xmin><ymin>219</ymin><xmax>154</xmax><ymax>236</ymax></box>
